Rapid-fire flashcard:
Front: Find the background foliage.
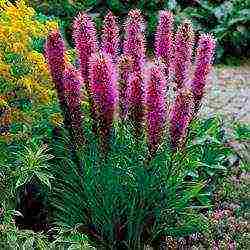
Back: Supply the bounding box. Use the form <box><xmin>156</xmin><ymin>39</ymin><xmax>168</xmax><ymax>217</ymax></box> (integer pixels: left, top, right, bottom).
<box><xmin>26</xmin><ymin>0</ymin><xmax>250</xmax><ymax>62</ymax></box>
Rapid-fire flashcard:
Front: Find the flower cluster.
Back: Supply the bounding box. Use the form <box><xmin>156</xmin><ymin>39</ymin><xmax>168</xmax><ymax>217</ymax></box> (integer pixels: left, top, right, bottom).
<box><xmin>0</xmin><ymin>0</ymin><xmax>58</xmax><ymax>142</ymax></box>
<box><xmin>146</xmin><ymin>63</ymin><xmax>167</xmax><ymax>154</ymax></box>
<box><xmin>173</xmin><ymin>20</ymin><xmax>194</xmax><ymax>89</ymax></box>
<box><xmin>154</xmin><ymin>11</ymin><xmax>173</xmax><ymax>77</ymax></box>
<box><xmin>169</xmin><ymin>88</ymin><xmax>194</xmax><ymax>149</ymax></box>
<box><xmin>191</xmin><ymin>34</ymin><xmax>216</xmax><ymax>111</ymax></box>
<box><xmin>101</xmin><ymin>11</ymin><xmax>119</xmax><ymax>62</ymax></box>
<box><xmin>63</xmin><ymin>66</ymin><xmax>85</xmax><ymax>147</ymax></box>
<box><xmin>89</xmin><ymin>53</ymin><xmax>118</xmax><ymax>149</ymax></box>
<box><xmin>123</xmin><ymin>9</ymin><xmax>146</xmax><ymax>73</ymax></box>
<box><xmin>72</xmin><ymin>12</ymin><xmax>97</xmax><ymax>85</ymax></box>
<box><xmin>45</xmin><ymin>9</ymin><xmax>215</xmax><ymax>152</ymax></box>
<box><xmin>45</xmin><ymin>30</ymin><xmax>66</xmax><ymax>108</ymax></box>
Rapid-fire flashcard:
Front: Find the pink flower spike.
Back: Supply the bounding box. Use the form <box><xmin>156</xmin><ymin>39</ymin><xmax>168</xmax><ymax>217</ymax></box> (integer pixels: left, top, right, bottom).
<box><xmin>118</xmin><ymin>54</ymin><xmax>133</xmax><ymax>119</ymax></box>
<box><xmin>123</xmin><ymin>9</ymin><xmax>146</xmax><ymax>73</ymax></box>
<box><xmin>191</xmin><ymin>34</ymin><xmax>216</xmax><ymax>111</ymax></box>
<box><xmin>127</xmin><ymin>72</ymin><xmax>145</xmax><ymax>136</ymax></box>
<box><xmin>63</xmin><ymin>66</ymin><xmax>82</xmax><ymax>111</ymax></box>
<box><xmin>73</xmin><ymin>12</ymin><xmax>98</xmax><ymax>84</ymax></box>
<box><xmin>101</xmin><ymin>11</ymin><xmax>119</xmax><ymax>62</ymax></box>
<box><xmin>169</xmin><ymin>87</ymin><xmax>194</xmax><ymax>150</ymax></box>
<box><xmin>89</xmin><ymin>52</ymin><xmax>118</xmax><ymax>150</ymax></box>
<box><xmin>154</xmin><ymin>11</ymin><xmax>174</xmax><ymax>76</ymax></box>
<box><xmin>173</xmin><ymin>20</ymin><xmax>194</xmax><ymax>89</ymax></box>
<box><xmin>44</xmin><ymin>29</ymin><xmax>66</xmax><ymax>107</ymax></box>
<box><xmin>146</xmin><ymin>63</ymin><xmax>167</xmax><ymax>154</ymax></box>
<box><xmin>63</xmin><ymin>66</ymin><xmax>85</xmax><ymax>147</ymax></box>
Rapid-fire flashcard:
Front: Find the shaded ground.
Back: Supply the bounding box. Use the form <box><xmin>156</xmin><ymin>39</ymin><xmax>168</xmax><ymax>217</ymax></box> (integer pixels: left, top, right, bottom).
<box><xmin>201</xmin><ymin>64</ymin><xmax>250</xmax><ymax>124</ymax></box>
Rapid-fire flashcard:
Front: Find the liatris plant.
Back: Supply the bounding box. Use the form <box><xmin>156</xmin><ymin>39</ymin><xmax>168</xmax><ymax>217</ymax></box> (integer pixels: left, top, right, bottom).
<box><xmin>72</xmin><ymin>12</ymin><xmax>98</xmax><ymax>85</ymax></box>
<box><xmin>101</xmin><ymin>11</ymin><xmax>119</xmax><ymax>62</ymax></box>
<box><xmin>118</xmin><ymin>55</ymin><xmax>133</xmax><ymax>119</ymax></box>
<box><xmin>45</xmin><ymin>30</ymin><xmax>66</xmax><ymax>110</ymax></box>
<box><xmin>44</xmin><ymin>9</ymin><xmax>224</xmax><ymax>250</ymax></box>
<box><xmin>146</xmin><ymin>63</ymin><xmax>167</xmax><ymax>155</ymax></box>
<box><xmin>169</xmin><ymin>87</ymin><xmax>194</xmax><ymax>150</ymax></box>
<box><xmin>123</xmin><ymin>9</ymin><xmax>146</xmax><ymax>73</ymax></box>
<box><xmin>72</xmin><ymin>12</ymin><xmax>98</xmax><ymax>134</ymax></box>
<box><xmin>45</xmin><ymin>9</ymin><xmax>215</xmax><ymax>154</ymax></box>
<box><xmin>89</xmin><ymin>52</ymin><xmax>118</xmax><ymax>151</ymax></box>
<box><xmin>45</xmin><ymin>29</ymin><xmax>75</xmax><ymax>136</ymax></box>
<box><xmin>173</xmin><ymin>20</ymin><xmax>194</xmax><ymax>90</ymax></box>
<box><xmin>63</xmin><ymin>66</ymin><xmax>85</xmax><ymax>147</ymax></box>
<box><xmin>127</xmin><ymin>73</ymin><xmax>145</xmax><ymax>136</ymax></box>
<box><xmin>154</xmin><ymin>11</ymin><xmax>174</xmax><ymax>78</ymax></box>
<box><xmin>191</xmin><ymin>34</ymin><xmax>216</xmax><ymax>111</ymax></box>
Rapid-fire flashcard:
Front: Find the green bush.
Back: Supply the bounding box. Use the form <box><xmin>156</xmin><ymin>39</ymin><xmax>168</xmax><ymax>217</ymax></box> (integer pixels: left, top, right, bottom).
<box><xmin>179</xmin><ymin>0</ymin><xmax>250</xmax><ymax>63</ymax></box>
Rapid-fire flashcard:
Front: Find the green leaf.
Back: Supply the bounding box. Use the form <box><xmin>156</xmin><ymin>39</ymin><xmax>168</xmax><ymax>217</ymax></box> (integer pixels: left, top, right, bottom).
<box><xmin>35</xmin><ymin>172</ymin><xmax>53</xmax><ymax>189</ymax></box>
<box><xmin>15</xmin><ymin>172</ymin><xmax>31</xmax><ymax>189</ymax></box>
<box><xmin>22</xmin><ymin>237</ymin><xmax>35</xmax><ymax>250</ymax></box>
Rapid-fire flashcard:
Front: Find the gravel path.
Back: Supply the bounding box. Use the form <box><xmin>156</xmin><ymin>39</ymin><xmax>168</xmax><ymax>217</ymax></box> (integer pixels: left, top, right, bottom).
<box><xmin>200</xmin><ymin>65</ymin><xmax>250</xmax><ymax>124</ymax></box>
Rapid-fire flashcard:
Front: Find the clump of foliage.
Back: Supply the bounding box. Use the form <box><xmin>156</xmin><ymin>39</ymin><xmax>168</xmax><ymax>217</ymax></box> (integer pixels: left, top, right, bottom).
<box><xmin>0</xmin><ymin>206</ymin><xmax>95</xmax><ymax>249</ymax></box>
<box><xmin>41</xmin><ymin>8</ymin><xmax>240</xmax><ymax>249</ymax></box>
<box><xmin>0</xmin><ymin>139</ymin><xmax>95</xmax><ymax>249</ymax></box>
<box><xmin>0</xmin><ymin>0</ymin><xmax>61</xmax><ymax>143</ymax></box>
<box><xmin>178</xmin><ymin>0</ymin><xmax>250</xmax><ymax>62</ymax></box>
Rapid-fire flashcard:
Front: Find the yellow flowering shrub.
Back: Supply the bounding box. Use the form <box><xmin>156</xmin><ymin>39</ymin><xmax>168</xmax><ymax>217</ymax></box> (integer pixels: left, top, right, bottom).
<box><xmin>0</xmin><ymin>0</ymin><xmax>59</xmax><ymax>142</ymax></box>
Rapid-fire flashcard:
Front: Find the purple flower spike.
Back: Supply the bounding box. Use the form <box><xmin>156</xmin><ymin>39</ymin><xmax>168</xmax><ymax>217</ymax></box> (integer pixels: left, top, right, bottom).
<box><xmin>173</xmin><ymin>20</ymin><xmax>194</xmax><ymax>89</ymax></box>
<box><xmin>169</xmin><ymin>87</ymin><xmax>194</xmax><ymax>150</ymax></box>
<box><xmin>73</xmin><ymin>12</ymin><xmax>98</xmax><ymax>84</ymax></box>
<box><xmin>89</xmin><ymin>52</ymin><xmax>118</xmax><ymax>150</ymax></box>
<box><xmin>118</xmin><ymin>54</ymin><xmax>133</xmax><ymax>119</ymax></box>
<box><xmin>127</xmin><ymin>72</ymin><xmax>145</xmax><ymax>136</ymax></box>
<box><xmin>191</xmin><ymin>34</ymin><xmax>216</xmax><ymax>111</ymax></box>
<box><xmin>154</xmin><ymin>11</ymin><xmax>174</xmax><ymax>77</ymax></box>
<box><xmin>63</xmin><ymin>66</ymin><xmax>85</xmax><ymax>147</ymax></box>
<box><xmin>123</xmin><ymin>9</ymin><xmax>146</xmax><ymax>73</ymax></box>
<box><xmin>146</xmin><ymin>64</ymin><xmax>167</xmax><ymax>154</ymax></box>
<box><xmin>44</xmin><ymin>29</ymin><xmax>66</xmax><ymax>108</ymax></box>
<box><xmin>101</xmin><ymin>11</ymin><xmax>119</xmax><ymax>62</ymax></box>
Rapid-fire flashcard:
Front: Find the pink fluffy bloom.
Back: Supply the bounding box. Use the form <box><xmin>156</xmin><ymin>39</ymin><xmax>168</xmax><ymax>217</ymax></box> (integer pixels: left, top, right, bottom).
<box><xmin>89</xmin><ymin>52</ymin><xmax>118</xmax><ymax>150</ymax></box>
<box><xmin>101</xmin><ymin>11</ymin><xmax>119</xmax><ymax>62</ymax></box>
<box><xmin>191</xmin><ymin>34</ymin><xmax>216</xmax><ymax>111</ymax></box>
<box><xmin>44</xmin><ymin>29</ymin><xmax>66</xmax><ymax>108</ymax></box>
<box><xmin>169</xmin><ymin>87</ymin><xmax>194</xmax><ymax>150</ymax></box>
<box><xmin>73</xmin><ymin>12</ymin><xmax>98</xmax><ymax>84</ymax></box>
<box><xmin>146</xmin><ymin>64</ymin><xmax>167</xmax><ymax>154</ymax></box>
<box><xmin>127</xmin><ymin>72</ymin><xmax>145</xmax><ymax>136</ymax></box>
<box><xmin>123</xmin><ymin>9</ymin><xmax>146</xmax><ymax>73</ymax></box>
<box><xmin>118</xmin><ymin>54</ymin><xmax>133</xmax><ymax>119</ymax></box>
<box><xmin>173</xmin><ymin>20</ymin><xmax>194</xmax><ymax>89</ymax></box>
<box><xmin>154</xmin><ymin>11</ymin><xmax>174</xmax><ymax>77</ymax></box>
<box><xmin>63</xmin><ymin>66</ymin><xmax>85</xmax><ymax>146</ymax></box>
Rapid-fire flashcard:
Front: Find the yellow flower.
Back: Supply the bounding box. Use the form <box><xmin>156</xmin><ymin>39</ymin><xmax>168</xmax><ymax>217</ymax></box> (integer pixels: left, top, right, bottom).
<box><xmin>17</xmin><ymin>77</ymin><xmax>32</xmax><ymax>94</ymax></box>
<box><xmin>11</xmin><ymin>42</ymin><xmax>26</xmax><ymax>53</ymax></box>
<box><xmin>0</xmin><ymin>132</ymin><xmax>12</xmax><ymax>144</ymax></box>
<box><xmin>0</xmin><ymin>0</ymin><xmax>59</xmax><ymax>141</ymax></box>
<box><xmin>0</xmin><ymin>64</ymin><xmax>10</xmax><ymax>78</ymax></box>
<box><xmin>0</xmin><ymin>96</ymin><xmax>8</xmax><ymax>108</ymax></box>
<box><xmin>50</xmin><ymin>113</ymin><xmax>64</xmax><ymax>127</ymax></box>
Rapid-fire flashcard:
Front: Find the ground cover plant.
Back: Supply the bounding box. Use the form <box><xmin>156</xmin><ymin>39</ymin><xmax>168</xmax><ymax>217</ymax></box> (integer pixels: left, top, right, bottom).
<box><xmin>0</xmin><ymin>1</ymin><xmax>249</xmax><ymax>249</ymax></box>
